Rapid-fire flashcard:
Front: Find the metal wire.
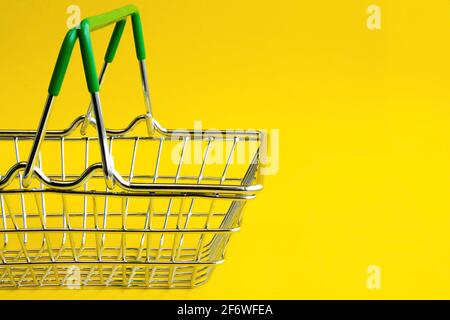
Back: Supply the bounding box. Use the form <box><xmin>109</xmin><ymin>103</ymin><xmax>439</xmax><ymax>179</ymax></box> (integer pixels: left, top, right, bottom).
<box><xmin>0</xmin><ymin>14</ymin><xmax>263</xmax><ymax>287</ymax></box>
<box><xmin>0</xmin><ymin>113</ymin><xmax>262</xmax><ymax>288</ymax></box>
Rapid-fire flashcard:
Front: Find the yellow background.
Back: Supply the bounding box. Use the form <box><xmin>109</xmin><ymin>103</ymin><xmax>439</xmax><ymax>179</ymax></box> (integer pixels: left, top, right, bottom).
<box><xmin>1</xmin><ymin>0</ymin><xmax>450</xmax><ymax>299</ymax></box>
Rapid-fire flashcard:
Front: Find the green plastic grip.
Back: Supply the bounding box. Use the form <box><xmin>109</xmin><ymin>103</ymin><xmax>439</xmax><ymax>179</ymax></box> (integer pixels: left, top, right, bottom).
<box><xmin>131</xmin><ymin>13</ymin><xmax>146</xmax><ymax>61</ymax></box>
<box><xmin>86</xmin><ymin>4</ymin><xmax>135</xmax><ymax>31</ymax></box>
<box><xmin>104</xmin><ymin>20</ymin><xmax>126</xmax><ymax>63</ymax></box>
<box><xmin>47</xmin><ymin>4</ymin><xmax>146</xmax><ymax>96</ymax></box>
<box><xmin>78</xmin><ymin>20</ymin><xmax>99</xmax><ymax>93</ymax></box>
<box><xmin>48</xmin><ymin>29</ymin><xmax>78</xmax><ymax>96</ymax></box>
<box><xmin>85</xmin><ymin>4</ymin><xmax>146</xmax><ymax>60</ymax></box>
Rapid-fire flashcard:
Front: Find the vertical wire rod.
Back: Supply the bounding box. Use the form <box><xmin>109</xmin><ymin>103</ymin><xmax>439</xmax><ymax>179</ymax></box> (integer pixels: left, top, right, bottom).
<box><xmin>13</xmin><ymin>138</ymin><xmax>27</xmax><ymax>243</ymax></box>
<box><xmin>80</xmin><ymin>62</ymin><xmax>109</xmax><ymax>135</ymax></box>
<box><xmin>123</xmin><ymin>138</ymin><xmax>139</xmax><ymax>230</ymax></box>
<box><xmin>153</xmin><ymin>138</ymin><xmax>163</xmax><ymax>183</ymax></box>
<box><xmin>102</xmin><ymin>138</ymin><xmax>114</xmax><ymax>245</ymax></box>
<box><xmin>36</xmin><ymin>153</ymin><xmax>56</xmax><ymax>264</ymax></box>
<box><xmin>22</xmin><ymin>94</ymin><xmax>54</xmax><ymax>188</ymax></box>
<box><xmin>37</xmin><ymin>154</ymin><xmax>46</xmax><ymax>227</ymax></box>
<box><xmin>60</xmin><ymin>137</ymin><xmax>67</xmax><ymax>247</ymax></box>
<box><xmin>0</xmin><ymin>195</ymin><xmax>8</xmax><ymax>246</ymax></box>
<box><xmin>220</xmin><ymin>137</ymin><xmax>238</xmax><ymax>184</ymax></box>
<box><xmin>81</xmin><ymin>138</ymin><xmax>89</xmax><ymax>248</ymax></box>
<box><xmin>138</xmin><ymin>60</ymin><xmax>154</xmax><ymax>136</ymax></box>
<box><xmin>90</xmin><ymin>92</ymin><xmax>114</xmax><ymax>189</ymax></box>
<box><xmin>121</xmin><ymin>138</ymin><xmax>139</xmax><ymax>263</ymax></box>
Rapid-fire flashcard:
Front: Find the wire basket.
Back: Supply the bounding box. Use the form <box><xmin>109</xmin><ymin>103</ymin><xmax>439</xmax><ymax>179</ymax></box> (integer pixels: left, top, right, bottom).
<box><xmin>0</xmin><ymin>5</ymin><xmax>263</xmax><ymax>288</ymax></box>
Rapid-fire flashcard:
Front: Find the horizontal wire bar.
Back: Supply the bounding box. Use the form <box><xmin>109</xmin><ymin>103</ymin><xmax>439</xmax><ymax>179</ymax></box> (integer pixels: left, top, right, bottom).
<box><xmin>0</xmin><ymin>115</ymin><xmax>262</xmax><ymax>139</ymax></box>
<box><xmin>3</xmin><ymin>211</ymin><xmax>228</xmax><ymax>218</ymax></box>
<box><xmin>0</xmin><ymin>227</ymin><xmax>239</xmax><ymax>233</ymax></box>
<box><xmin>0</xmin><ymin>189</ymin><xmax>256</xmax><ymax>200</ymax></box>
<box><xmin>0</xmin><ymin>260</ymin><xmax>223</xmax><ymax>266</ymax></box>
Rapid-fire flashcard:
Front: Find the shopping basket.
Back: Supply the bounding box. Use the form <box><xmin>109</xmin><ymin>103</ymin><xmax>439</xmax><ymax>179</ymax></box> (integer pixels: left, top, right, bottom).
<box><xmin>0</xmin><ymin>5</ymin><xmax>263</xmax><ymax>288</ymax></box>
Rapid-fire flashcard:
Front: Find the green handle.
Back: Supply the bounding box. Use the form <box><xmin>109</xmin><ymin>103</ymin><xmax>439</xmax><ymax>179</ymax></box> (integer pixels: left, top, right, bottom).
<box><xmin>104</xmin><ymin>19</ymin><xmax>126</xmax><ymax>63</ymax></box>
<box><xmin>85</xmin><ymin>4</ymin><xmax>146</xmax><ymax>60</ymax></box>
<box><xmin>48</xmin><ymin>29</ymin><xmax>78</xmax><ymax>96</ymax></box>
<box><xmin>48</xmin><ymin>4</ymin><xmax>146</xmax><ymax>95</ymax></box>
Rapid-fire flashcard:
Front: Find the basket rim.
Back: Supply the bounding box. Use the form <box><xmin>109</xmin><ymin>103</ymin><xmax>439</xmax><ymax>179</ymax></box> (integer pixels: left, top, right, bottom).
<box><xmin>0</xmin><ymin>115</ymin><xmax>264</xmax><ymax>195</ymax></box>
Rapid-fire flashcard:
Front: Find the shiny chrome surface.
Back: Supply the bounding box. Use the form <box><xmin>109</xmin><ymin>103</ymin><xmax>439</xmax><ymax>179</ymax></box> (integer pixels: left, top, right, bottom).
<box><xmin>139</xmin><ymin>59</ymin><xmax>154</xmax><ymax>136</ymax></box>
<box><xmin>0</xmin><ymin>43</ymin><xmax>262</xmax><ymax>290</ymax></box>
<box><xmin>0</xmin><ymin>115</ymin><xmax>263</xmax><ymax>194</ymax></box>
<box><xmin>0</xmin><ymin>109</ymin><xmax>262</xmax><ymax>288</ymax></box>
<box><xmin>90</xmin><ymin>92</ymin><xmax>115</xmax><ymax>189</ymax></box>
<box><xmin>22</xmin><ymin>94</ymin><xmax>54</xmax><ymax>188</ymax></box>
<box><xmin>80</xmin><ymin>62</ymin><xmax>109</xmax><ymax>135</ymax></box>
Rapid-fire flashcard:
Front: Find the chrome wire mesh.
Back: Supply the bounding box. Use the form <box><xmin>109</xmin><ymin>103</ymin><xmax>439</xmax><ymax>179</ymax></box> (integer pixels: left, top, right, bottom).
<box><xmin>0</xmin><ymin>4</ymin><xmax>263</xmax><ymax>288</ymax></box>
<box><xmin>0</xmin><ymin>118</ymin><xmax>262</xmax><ymax>288</ymax></box>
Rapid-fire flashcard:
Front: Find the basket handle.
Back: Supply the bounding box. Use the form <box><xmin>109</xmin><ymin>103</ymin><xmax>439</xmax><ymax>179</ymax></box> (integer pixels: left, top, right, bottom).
<box><xmin>22</xmin><ymin>4</ymin><xmax>152</xmax><ymax>189</ymax></box>
<box><xmin>79</xmin><ymin>4</ymin><xmax>146</xmax><ymax>93</ymax></box>
<box><xmin>48</xmin><ymin>4</ymin><xmax>145</xmax><ymax>96</ymax></box>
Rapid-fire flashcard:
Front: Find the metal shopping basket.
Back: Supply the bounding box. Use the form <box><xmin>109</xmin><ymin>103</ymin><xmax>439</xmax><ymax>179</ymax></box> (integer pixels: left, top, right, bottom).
<box><xmin>0</xmin><ymin>5</ymin><xmax>263</xmax><ymax>288</ymax></box>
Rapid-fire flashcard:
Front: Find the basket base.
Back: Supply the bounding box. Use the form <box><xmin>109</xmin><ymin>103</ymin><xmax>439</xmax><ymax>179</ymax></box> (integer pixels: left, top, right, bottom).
<box><xmin>0</xmin><ymin>264</ymin><xmax>215</xmax><ymax>289</ymax></box>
